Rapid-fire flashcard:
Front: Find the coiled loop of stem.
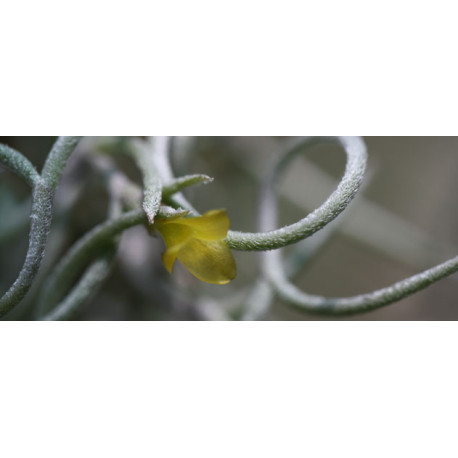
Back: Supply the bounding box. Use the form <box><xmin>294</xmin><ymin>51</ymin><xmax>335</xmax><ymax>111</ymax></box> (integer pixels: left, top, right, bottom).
<box><xmin>226</xmin><ymin>136</ymin><xmax>368</xmax><ymax>251</ymax></box>
<box><xmin>261</xmin><ymin>138</ymin><xmax>458</xmax><ymax>314</ymax></box>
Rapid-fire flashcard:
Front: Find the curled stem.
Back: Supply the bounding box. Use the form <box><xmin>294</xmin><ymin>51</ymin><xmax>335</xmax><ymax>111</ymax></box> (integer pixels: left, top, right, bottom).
<box><xmin>36</xmin><ymin>209</ymin><xmax>147</xmax><ymax>317</ymax></box>
<box><xmin>259</xmin><ymin>137</ymin><xmax>458</xmax><ymax>314</ymax></box>
<box><xmin>0</xmin><ymin>143</ymin><xmax>40</xmax><ymax>187</ymax></box>
<box><xmin>0</xmin><ymin>137</ymin><xmax>81</xmax><ymax>316</ymax></box>
<box><xmin>41</xmin><ymin>250</ymin><xmax>117</xmax><ymax>321</ymax></box>
<box><xmin>154</xmin><ymin>136</ymin><xmax>368</xmax><ymax>252</ymax></box>
<box><xmin>155</xmin><ymin>136</ymin><xmax>369</xmax><ymax>254</ymax></box>
<box><xmin>39</xmin><ymin>164</ymin><xmax>131</xmax><ymax>321</ymax></box>
<box><xmin>41</xmin><ymin>136</ymin><xmax>82</xmax><ymax>190</ymax></box>
<box><xmin>242</xmin><ymin>217</ymin><xmax>342</xmax><ymax>321</ymax></box>
<box><xmin>0</xmin><ymin>181</ymin><xmax>53</xmax><ymax>316</ymax></box>
<box><xmin>266</xmin><ymin>249</ymin><xmax>458</xmax><ymax>315</ymax></box>
<box><xmin>226</xmin><ymin>136</ymin><xmax>368</xmax><ymax>251</ymax></box>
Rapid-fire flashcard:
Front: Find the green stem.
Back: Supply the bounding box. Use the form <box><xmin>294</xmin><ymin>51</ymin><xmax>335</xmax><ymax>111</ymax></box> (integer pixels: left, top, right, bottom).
<box><xmin>258</xmin><ymin>138</ymin><xmax>458</xmax><ymax>314</ymax></box>
<box><xmin>0</xmin><ymin>180</ymin><xmax>53</xmax><ymax>316</ymax></box>
<box><xmin>129</xmin><ymin>140</ymin><xmax>162</xmax><ymax>224</ymax></box>
<box><xmin>38</xmin><ymin>161</ymin><xmax>135</xmax><ymax>320</ymax></box>
<box><xmin>0</xmin><ymin>143</ymin><xmax>40</xmax><ymax>187</ymax></box>
<box><xmin>162</xmin><ymin>174</ymin><xmax>213</xmax><ymax>198</ymax></box>
<box><xmin>41</xmin><ymin>136</ymin><xmax>82</xmax><ymax>190</ymax></box>
<box><xmin>157</xmin><ymin>136</ymin><xmax>368</xmax><ymax>252</ymax></box>
<box><xmin>0</xmin><ymin>137</ymin><xmax>82</xmax><ymax>317</ymax></box>
<box><xmin>151</xmin><ymin>136</ymin><xmax>199</xmax><ymax>214</ymax></box>
<box><xmin>266</xmin><ymin>249</ymin><xmax>458</xmax><ymax>315</ymax></box>
<box><xmin>41</xmin><ymin>249</ymin><xmax>117</xmax><ymax>321</ymax></box>
<box><xmin>241</xmin><ymin>217</ymin><xmax>342</xmax><ymax>321</ymax></box>
<box><xmin>226</xmin><ymin>136</ymin><xmax>368</xmax><ymax>251</ymax></box>
<box><xmin>36</xmin><ymin>209</ymin><xmax>147</xmax><ymax>317</ymax></box>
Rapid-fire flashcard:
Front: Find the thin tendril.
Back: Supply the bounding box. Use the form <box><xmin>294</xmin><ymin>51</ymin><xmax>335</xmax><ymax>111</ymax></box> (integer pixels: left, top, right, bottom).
<box><xmin>261</xmin><ymin>138</ymin><xmax>458</xmax><ymax>315</ymax></box>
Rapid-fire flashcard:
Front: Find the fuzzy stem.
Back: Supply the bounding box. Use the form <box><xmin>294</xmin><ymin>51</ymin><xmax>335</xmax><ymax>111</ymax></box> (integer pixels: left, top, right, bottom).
<box><xmin>266</xmin><ymin>249</ymin><xmax>458</xmax><ymax>315</ymax></box>
<box><xmin>151</xmin><ymin>136</ymin><xmax>199</xmax><ymax>214</ymax></box>
<box><xmin>156</xmin><ymin>136</ymin><xmax>368</xmax><ymax>251</ymax></box>
<box><xmin>129</xmin><ymin>140</ymin><xmax>163</xmax><ymax>224</ymax></box>
<box><xmin>226</xmin><ymin>136</ymin><xmax>367</xmax><ymax>251</ymax></box>
<box><xmin>0</xmin><ymin>143</ymin><xmax>40</xmax><ymax>187</ymax></box>
<box><xmin>162</xmin><ymin>174</ymin><xmax>214</xmax><ymax>197</ymax></box>
<box><xmin>259</xmin><ymin>138</ymin><xmax>458</xmax><ymax>314</ymax></box>
<box><xmin>0</xmin><ymin>180</ymin><xmax>53</xmax><ymax>316</ymax></box>
<box><xmin>241</xmin><ymin>218</ymin><xmax>342</xmax><ymax>321</ymax></box>
<box><xmin>41</xmin><ymin>248</ymin><xmax>117</xmax><ymax>321</ymax></box>
<box><xmin>38</xmin><ymin>164</ymin><xmax>129</xmax><ymax>321</ymax></box>
<box><xmin>41</xmin><ymin>136</ymin><xmax>82</xmax><ymax>190</ymax></box>
<box><xmin>0</xmin><ymin>137</ymin><xmax>81</xmax><ymax>316</ymax></box>
<box><xmin>36</xmin><ymin>210</ymin><xmax>147</xmax><ymax>317</ymax></box>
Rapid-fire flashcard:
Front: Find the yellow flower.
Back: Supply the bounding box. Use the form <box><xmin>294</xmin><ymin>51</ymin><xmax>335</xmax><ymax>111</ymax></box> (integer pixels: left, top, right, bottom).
<box><xmin>155</xmin><ymin>209</ymin><xmax>236</xmax><ymax>285</ymax></box>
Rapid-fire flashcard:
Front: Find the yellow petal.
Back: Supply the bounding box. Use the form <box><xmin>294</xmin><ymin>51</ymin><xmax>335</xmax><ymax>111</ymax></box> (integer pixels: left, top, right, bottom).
<box><xmin>174</xmin><ymin>209</ymin><xmax>230</xmax><ymax>241</ymax></box>
<box><xmin>157</xmin><ymin>223</ymin><xmax>193</xmax><ymax>273</ymax></box>
<box><xmin>177</xmin><ymin>238</ymin><xmax>237</xmax><ymax>284</ymax></box>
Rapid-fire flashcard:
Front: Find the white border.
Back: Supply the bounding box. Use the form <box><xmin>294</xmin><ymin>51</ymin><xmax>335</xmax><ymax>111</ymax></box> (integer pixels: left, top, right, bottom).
<box><xmin>1</xmin><ymin>1</ymin><xmax>457</xmax><ymax>134</ymax></box>
<box><xmin>1</xmin><ymin>323</ymin><xmax>458</xmax><ymax>458</ymax></box>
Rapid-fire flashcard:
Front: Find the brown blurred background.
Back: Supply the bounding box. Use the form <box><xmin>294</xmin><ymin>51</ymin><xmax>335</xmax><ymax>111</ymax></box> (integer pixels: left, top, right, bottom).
<box><xmin>1</xmin><ymin>137</ymin><xmax>457</xmax><ymax>320</ymax></box>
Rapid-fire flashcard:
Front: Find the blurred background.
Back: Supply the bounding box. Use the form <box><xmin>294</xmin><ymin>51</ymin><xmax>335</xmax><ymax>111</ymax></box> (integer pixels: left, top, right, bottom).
<box><xmin>1</xmin><ymin>137</ymin><xmax>457</xmax><ymax>320</ymax></box>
